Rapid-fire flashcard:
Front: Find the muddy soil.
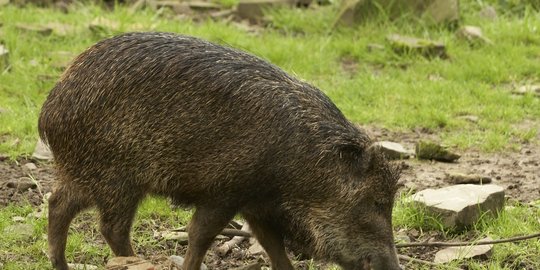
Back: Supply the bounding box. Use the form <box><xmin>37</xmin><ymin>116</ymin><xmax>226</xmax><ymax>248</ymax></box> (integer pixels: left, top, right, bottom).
<box><xmin>0</xmin><ymin>127</ymin><xmax>538</xmax><ymax>269</ymax></box>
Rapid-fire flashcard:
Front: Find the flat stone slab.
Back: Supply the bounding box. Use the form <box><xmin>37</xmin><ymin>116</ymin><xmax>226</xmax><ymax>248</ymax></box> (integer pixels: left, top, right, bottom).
<box><xmin>412</xmin><ymin>184</ymin><xmax>505</xmax><ymax>228</ymax></box>
<box><xmin>387</xmin><ymin>34</ymin><xmax>448</xmax><ymax>59</ymax></box>
<box><xmin>106</xmin><ymin>257</ymin><xmax>154</xmax><ymax>270</ymax></box>
<box><xmin>434</xmin><ymin>237</ymin><xmax>493</xmax><ymax>263</ymax></box>
<box><xmin>375</xmin><ymin>141</ymin><xmax>414</xmax><ymax>160</ymax></box>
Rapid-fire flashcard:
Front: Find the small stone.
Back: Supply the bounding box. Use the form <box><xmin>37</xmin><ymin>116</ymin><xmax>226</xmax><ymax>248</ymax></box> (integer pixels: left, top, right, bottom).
<box><xmin>232</xmin><ymin>263</ymin><xmax>262</xmax><ymax>270</ymax></box>
<box><xmin>412</xmin><ymin>184</ymin><xmax>505</xmax><ymax>228</ymax></box>
<box><xmin>169</xmin><ymin>255</ymin><xmax>207</xmax><ymax>270</ymax></box>
<box><xmin>161</xmin><ymin>231</ymin><xmax>189</xmax><ymax>244</ymax></box>
<box><xmin>415</xmin><ymin>140</ymin><xmax>460</xmax><ymax>162</ymax></box>
<box><xmin>46</xmin><ymin>22</ymin><xmax>73</xmax><ymax>36</ymax></box>
<box><xmin>513</xmin><ymin>84</ymin><xmax>540</xmax><ymax>97</ymax></box>
<box><xmin>12</xmin><ymin>216</ymin><xmax>25</xmax><ymax>222</ymax></box>
<box><xmin>0</xmin><ymin>44</ymin><xmax>9</xmax><ymax>71</ymax></box>
<box><xmin>188</xmin><ymin>1</ymin><xmax>221</xmax><ymax>11</ymax></box>
<box><xmin>457</xmin><ymin>25</ymin><xmax>493</xmax><ymax>45</ymax></box>
<box><xmin>387</xmin><ymin>34</ymin><xmax>447</xmax><ymax>59</ymax></box>
<box><xmin>15</xmin><ymin>23</ymin><xmax>53</xmax><ymax>35</ymax></box>
<box><xmin>209</xmin><ymin>9</ymin><xmax>235</xmax><ymax>20</ymax></box>
<box><xmin>24</xmin><ymin>162</ymin><xmax>38</xmax><ymax>170</ymax></box>
<box><xmin>155</xmin><ymin>1</ymin><xmax>192</xmax><ymax>15</ymax></box>
<box><xmin>236</xmin><ymin>0</ymin><xmax>293</xmax><ymax>22</ymax></box>
<box><xmin>375</xmin><ymin>141</ymin><xmax>414</xmax><ymax>160</ymax></box>
<box><xmin>68</xmin><ymin>263</ymin><xmax>99</xmax><ymax>270</ymax></box>
<box><xmin>434</xmin><ymin>237</ymin><xmax>493</xmax><ymax>263</ymax></box>
<box><xmin>7</xmin><ymin>177</ymin><xmax>37</xmax><ymax>192</ymax></box>
<box><xmin>248</xmin><ymin>240</ymin><xmax>265</xmax><ymax>255</ymax></box>
<box><xmin>106</xmin><ymin>257</ymin><xmax>155</xmax><ymax>270</ymax></box>
<box><xmin>478</xmin><ymin>5</ymin><xmax>497</xmax><ymax>21</ymax></box>
<box><xmin>394</xmin><ymin>231</ymin><xmax>411</xmax><ymax>244</ymax></box>
<box><xmin>458</xmin><ymin>115</ymin><xmax>479</xmax><ymax>123</ymax></box>
<box><xmin>89</xmin><ymin>17</ymin><xmax>120</xmax><ymax>35</ymax></box>
<box><xmin>4</xmin><ymin>223</ymin><xmax>34</xmax><ymax>239</ymax></box>
<box><xmin>33</xmin><ymin>138</ymin><xmax>54</xmax><ymax>160</ymax></box>
<box><xmin>334</xmin><ymin>0</ymin><xmax>459</xmax><ymax>27</ymax></box>
<box><xmin>446</xmin><ymin>172</ymin><xmax>492</xmax><ymax>184</ymax></box>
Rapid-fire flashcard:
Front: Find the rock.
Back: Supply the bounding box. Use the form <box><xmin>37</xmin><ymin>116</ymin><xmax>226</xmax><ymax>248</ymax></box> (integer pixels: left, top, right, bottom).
<box><xmin>15</xmin><ymin>23</ymin><xmax>53</xmax><ymax>35</ymax></box>
<box><xmin>106</xmin><ymin>257</ymin><xmax>155</xmax><ymax>270</ymax></box>
<box><xmin>161</xmin><ymin>231</ymin><xmax>189</xmax><ymax>244</ymax></box>
<box><xmin>458</xmin><ymin>115</ymin><xmax>479</xmax><ymax>123</ymax></box>
<box><xmin>236</xmin><ymin>0</ymin><xmax>293</xmax><ymax>22</ymax></box>
<box><xmin>33</xmin><ymin>138</ymin><xmax>54</xmax><ymax>160</ymax></box>
<box><xmin>394</xmin><ymin>230</ymin><xmax>411</xmax><ymax>244</ymax></box>
<box><xmin>0</xmin><ymin>0</ymin><xmax>8</xmax><ymax>6</ymax></box>
<box><xmin>24</xmin><ymin>162</ymin><xmax>38</xmax><ymax>170</ymax></box>
<box><xmin>0</xmin><ymin>44</ymin><xmax>9</xmax><ymax>71</ymax></box>
<box><xmin>478</xmin><ymin>5</ymin><xmax>497</xmax><ymax>21</ymax></box>
<box><xmin>387</xmin><ymin>34</ymin><xmax>448</xmax><ymax>59</ymax></box>
<box><xmin>12</xmin><ymin>216</ymin><xmax>25</xmax><ymax>222</ymax></box>
<box><xmin>155</xmin><ymin>1</ymin><xmax>192</xmax><ymax>15</ymax></box>
<box><xmin>209</xmin><ymin>9</ymin><xmax>236</xmax><ymax>20</ymax></box>
<box><xmin>3</xmin><ymin>223</ymin><xmax>34</xmax><ymax>239</ymax></box>
<box><xmin>512</xmin><ymin>84</ymin><xmax>540</xmax><ymax>97</ymax></box>
<box><xmin>169</xmin><ymin>255</ymin><xmax>207</xmax><ymax>270</ymax></box>
<box><xmin>46</xmin><ymin>22</ymin><xmax>73</xmax><ymax>36</ymax></box>
<box><xmin>434</xmin><ymin>237</ymin><xmax>493</xmax><ymax>263</ymax></box>
<box><xmin>6</xmin><ymin>177</ymin><xmax>37</xmax><ymax>192</ymax></box>
<box><xmin>415</xmin><ymin>140</ymin><xmax>460</xmax><ymax>162</ymax></box>
<box><xmin>334</xmin><ymin>0</ymin><xmax>459</xmax><ymax>27</ymax></box>
<box><xmin>374</xmin><ymin>141</ymin><xmax>414</xmax><ymax>160</ymax></box>
<box><xmin>412</xmin><ymin>184</ymin><xmax>505</xmax><ymax>228</ymax></box>
<box><xmin>423</xmin><ymin>0</ymin><xmax>459</xmax><ymax>25</ymax></box>
<box><xmin>188</xmin><ymin>1</ymin><xmax>221</xmax><ymax>11</ymax></box>
<box><xmin>232</xmin><ymin>263</ymin><xmax>262</xmax><ymax>270</ymax></box>
<box><xmin>248</xmin><ymin>239</ymin><xmax>265</xmax><ymax>255</ymax></box>
<box><xmin>446</xmin><ymin>172</ymin><xmax>492</xmax><ymax>185</ymax></box>
<box><xmin>456</xmin><ymin>25</ymin><xmax>493</xmax><ymax>45</ymax></box>
<box><xmin>68</xmin><ymin>263</ymin><xmax>99</xmax><ymax>270</ymax></box>
<box><xmin>89</xmin><ymin>17</ymin><xmax>120</xmax><ymax>35</ymax></box>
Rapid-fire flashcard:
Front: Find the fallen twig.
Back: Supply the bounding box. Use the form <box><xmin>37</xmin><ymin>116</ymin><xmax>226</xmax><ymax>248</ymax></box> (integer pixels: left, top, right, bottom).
<box><xmin>398</xmin><ymin>254</ymin><xmax>461</xmax><ymax>270</ymax></box>
<box><xmin>220</xmin><ymin>228</ymin><xmax>252</xmax><ymax>238</ymax></box>
<box><xmin>216</xmin><ymin>223</ymin><xmax>251</xmax><ymax>256</ymax></box>
<box><xmin>396</xmin><ymin>232</ymin><xmax>540</xmax><ymax>248</ymax></box>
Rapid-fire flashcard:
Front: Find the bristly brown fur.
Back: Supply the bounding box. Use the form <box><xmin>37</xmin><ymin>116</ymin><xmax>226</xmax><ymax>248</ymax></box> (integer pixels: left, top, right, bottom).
<box><xmin>39</xmin><ymin>32</ymin><xmax>401</xmax><ymax>270</ymax></box>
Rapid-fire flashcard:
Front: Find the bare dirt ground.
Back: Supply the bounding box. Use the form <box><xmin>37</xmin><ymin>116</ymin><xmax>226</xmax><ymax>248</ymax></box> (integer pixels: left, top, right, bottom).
<box><xmin>0</xmin><ymin>127</ymin><xmax>538</xmax><ymax>269</ymax></box>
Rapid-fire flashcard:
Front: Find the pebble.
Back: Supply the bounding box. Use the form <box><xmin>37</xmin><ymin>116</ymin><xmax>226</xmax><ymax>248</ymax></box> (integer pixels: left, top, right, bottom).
<box><xmin>169</xmin><ymin>255</ymin><xmax>207</xmax><ymax>270</ymax></box>
<box><xmin>6</xmin><ymin>177</ymin><xmax>37</xmax><ymax>192</ymax></box>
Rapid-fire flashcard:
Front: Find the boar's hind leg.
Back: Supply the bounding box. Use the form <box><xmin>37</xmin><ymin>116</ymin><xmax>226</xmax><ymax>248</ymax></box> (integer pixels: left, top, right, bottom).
<box><xmin>48</xmin><ymin>183</ymin><xmax>92</xmax><ymax>270</ymax></box>
<box><xmin>243</xmin><ymin>214</ymin><xmax>295</xmax><ymax>270</ymax></box>
<box><xmin>97</xmin><ymin>190</ymin><xmax>144</xmax><ymax>256</ymax></box>
<box><xmin>183</xmin><ymin>206</ymin><xmax>236</xmax><ymax>270</ymax></box>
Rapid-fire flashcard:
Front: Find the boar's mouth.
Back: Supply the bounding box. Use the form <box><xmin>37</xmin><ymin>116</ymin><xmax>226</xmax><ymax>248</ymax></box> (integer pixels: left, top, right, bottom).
<box><xmin>359</xmin><ymin>254</ymin><xmax>403</xmax><ymax>270</ymax></box>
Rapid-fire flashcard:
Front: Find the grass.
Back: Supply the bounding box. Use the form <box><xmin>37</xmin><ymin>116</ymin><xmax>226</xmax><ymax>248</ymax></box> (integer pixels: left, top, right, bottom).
<box><xmin>0</xmin><ymin>0</ymin><xmax>539</xmax><ymax>269</ymax></box>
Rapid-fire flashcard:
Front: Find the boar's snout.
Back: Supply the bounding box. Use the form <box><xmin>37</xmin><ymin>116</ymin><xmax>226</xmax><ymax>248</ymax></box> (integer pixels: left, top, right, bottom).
<box><xmin>362</xmin><ymin>252</ymin><xmax>403</xmax><ymax>270</ymax></box>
